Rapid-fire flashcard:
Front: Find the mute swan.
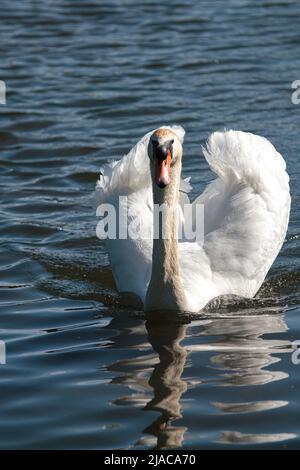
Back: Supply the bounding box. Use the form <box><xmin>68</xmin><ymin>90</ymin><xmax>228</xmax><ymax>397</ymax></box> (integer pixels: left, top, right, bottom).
<box><xmin>96</xmin><ymin>126</ymin><xmax>290</xmax><ymax>312</ymax></box>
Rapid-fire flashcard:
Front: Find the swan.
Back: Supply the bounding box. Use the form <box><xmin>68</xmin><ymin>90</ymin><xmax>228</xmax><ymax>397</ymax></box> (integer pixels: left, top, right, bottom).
<box><xmin>96</xmin><ymin>126</ymin><xmax>290</xmax><ymax>312</ymax></box>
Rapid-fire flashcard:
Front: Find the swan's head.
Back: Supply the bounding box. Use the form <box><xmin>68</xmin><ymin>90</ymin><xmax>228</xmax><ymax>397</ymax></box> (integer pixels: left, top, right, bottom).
<box><xmin>148</xmin><ymin>128</ymin><xmax>183</xmax><ymax>189</ymax></box>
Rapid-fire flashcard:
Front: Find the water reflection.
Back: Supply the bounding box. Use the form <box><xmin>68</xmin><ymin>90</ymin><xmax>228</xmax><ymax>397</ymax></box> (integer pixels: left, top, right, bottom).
<box><xmin>106</xmin><ymin>309</ymin><xmax>294</xmax><ymax>448</ymax></box>
<box><xmin>190</xmin><ymin>313</ymin><xmax>290</xmax><ymax>387</ymax></box>
<box><xmin>142</xmin><ymin>318</ymin><xmax>189</xmax><ymax>448</ymax></box>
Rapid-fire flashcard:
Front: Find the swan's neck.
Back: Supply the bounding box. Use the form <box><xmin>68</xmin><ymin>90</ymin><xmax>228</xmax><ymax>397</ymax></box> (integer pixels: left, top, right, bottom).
<box><xmin>146</xmin><ymin>163</ymin><xmax>187</xmax><ymax>311</ymax></box>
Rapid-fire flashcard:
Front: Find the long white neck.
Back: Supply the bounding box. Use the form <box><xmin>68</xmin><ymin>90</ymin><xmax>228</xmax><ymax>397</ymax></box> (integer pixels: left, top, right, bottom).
<box><xmin>145</xmin><ymin>162</ymin><xmax>187</xmax><ymax>311</ymax></box>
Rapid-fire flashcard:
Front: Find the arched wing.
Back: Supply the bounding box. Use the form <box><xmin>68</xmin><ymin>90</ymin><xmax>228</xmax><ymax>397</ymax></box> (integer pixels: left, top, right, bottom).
<box><xmin>179</xmin><ymin>130</ymin><xmax>291</xmax><ymax>312</ymax></box>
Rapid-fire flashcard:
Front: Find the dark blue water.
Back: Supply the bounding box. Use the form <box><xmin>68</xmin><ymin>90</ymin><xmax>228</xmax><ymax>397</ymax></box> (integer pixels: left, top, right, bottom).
<box><xmin>0</xmin><ymin>0</ymin><xmax>300</xmax><ymax>449</ymax></box>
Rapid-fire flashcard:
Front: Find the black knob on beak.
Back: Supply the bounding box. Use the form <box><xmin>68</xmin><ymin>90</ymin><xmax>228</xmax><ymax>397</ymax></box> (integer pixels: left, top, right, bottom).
<box><xmin>152</xmin><ymin>139</ymin><xmax>174</xmax><ymax>161</ymax></box>
<box><xmin>156</xmin><ymin>144</ymin><xmax>169</xmax><ymax>161</ymax></box>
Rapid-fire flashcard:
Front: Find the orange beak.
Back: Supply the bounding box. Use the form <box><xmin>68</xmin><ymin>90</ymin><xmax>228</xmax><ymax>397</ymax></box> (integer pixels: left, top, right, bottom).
<box><xmin>154</xmin><ymin>149</ymin><xmax>172</xmax><ymax>188</ymax></box>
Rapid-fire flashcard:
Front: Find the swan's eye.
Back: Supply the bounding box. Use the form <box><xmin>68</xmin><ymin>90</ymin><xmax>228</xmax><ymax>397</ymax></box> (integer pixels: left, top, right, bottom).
<box><xmin>170</xmin><ymin>139</ymin><xmax>174</xmax><ymax>158</ymax></box>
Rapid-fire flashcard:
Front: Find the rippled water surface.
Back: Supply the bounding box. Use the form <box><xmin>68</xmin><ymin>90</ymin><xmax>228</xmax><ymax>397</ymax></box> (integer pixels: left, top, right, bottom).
<box><xmin>1</xmin><ymin>0</ymin><xmax>300</xmax><ymax>449</ymax></box>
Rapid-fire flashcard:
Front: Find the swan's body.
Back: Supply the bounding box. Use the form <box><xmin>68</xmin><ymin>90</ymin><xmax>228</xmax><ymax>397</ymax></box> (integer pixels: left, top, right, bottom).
<box><xmin>96</xmin><ymin>126</ymin><xmax>290</xmax><ymax>312</ymax></box>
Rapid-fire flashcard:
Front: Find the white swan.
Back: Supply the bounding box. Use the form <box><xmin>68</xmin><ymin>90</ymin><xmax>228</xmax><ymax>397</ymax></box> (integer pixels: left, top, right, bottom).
<box><xmin>96</xmin><ymin>126</ymin><xmax>290</xmax><ymax>312</ymax></box>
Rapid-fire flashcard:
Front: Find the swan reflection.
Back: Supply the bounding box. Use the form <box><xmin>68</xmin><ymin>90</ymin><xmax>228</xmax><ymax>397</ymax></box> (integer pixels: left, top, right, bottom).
<box><xmin>142</xmin><ymin>318</ymin><xmax>189</xmax><ymax>448</ymax></box>
<box><xmin>106</xmin><ymin>309</ymin><xmax>295</xmax><ymax>448</ymax></box>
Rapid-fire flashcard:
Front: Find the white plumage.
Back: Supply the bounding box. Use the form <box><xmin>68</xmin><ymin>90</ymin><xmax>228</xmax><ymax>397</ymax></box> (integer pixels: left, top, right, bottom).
<box><xmin>96</xmin><ymin>126</ymin><xmax>290</xmax><ymax>313</ymax></box>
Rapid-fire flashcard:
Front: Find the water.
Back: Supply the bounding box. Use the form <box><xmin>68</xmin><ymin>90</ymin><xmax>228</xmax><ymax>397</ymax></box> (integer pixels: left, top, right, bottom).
<box><xmin>0</xmin><ymin>0</ymin><xmax>300</xmax><ymax>449</ymax></box>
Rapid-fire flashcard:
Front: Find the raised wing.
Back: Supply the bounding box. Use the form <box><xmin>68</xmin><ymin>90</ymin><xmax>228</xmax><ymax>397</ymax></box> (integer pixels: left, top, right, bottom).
<box><xmin>179</xmin><ymin>130</ymin><xmax>291</xmax><ymax>312</ymax></box>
